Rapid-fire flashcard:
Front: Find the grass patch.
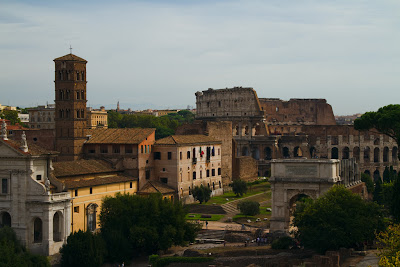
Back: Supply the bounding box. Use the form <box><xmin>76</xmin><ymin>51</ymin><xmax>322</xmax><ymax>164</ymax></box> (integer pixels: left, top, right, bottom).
<box><xmin>205</xmin><ymin>181</ymin><xmax>270</xmax><ymax>205</ymax></box>
<box><xmin>185</xmin><ymin>214</ymin><xmax>224</xmax><ymax>221</ymax></box>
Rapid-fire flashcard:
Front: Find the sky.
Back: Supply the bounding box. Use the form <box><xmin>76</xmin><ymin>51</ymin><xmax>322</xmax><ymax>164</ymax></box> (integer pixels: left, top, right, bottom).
<box><xmin>0</xmin><ymin>0</ymin><xmax>399</xmax><ymax>115</ymax></box>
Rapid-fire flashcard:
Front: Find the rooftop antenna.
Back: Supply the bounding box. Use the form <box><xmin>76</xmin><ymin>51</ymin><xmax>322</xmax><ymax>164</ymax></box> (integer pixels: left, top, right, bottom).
<box><xmin>69</xmin><ymin>45</ymin><xmax>73</xmax><ymax>54</ymax></box>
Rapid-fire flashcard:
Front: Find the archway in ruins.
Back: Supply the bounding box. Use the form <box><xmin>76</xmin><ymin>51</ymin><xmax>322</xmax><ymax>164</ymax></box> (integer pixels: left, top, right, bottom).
<box><xmin>269</xmin><ymin>159</ymin><xmax>341</xmax><ymax>233</ymax></box>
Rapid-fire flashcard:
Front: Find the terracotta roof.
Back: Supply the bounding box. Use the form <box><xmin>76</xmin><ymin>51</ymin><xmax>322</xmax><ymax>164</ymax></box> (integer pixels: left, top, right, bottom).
<box><xmin>61</xmin><ymin>174</ymin><xmax>136</xmax><ymax>189</ymax></box>
<box><xmin>1</xmin><ymin>139</ymin><xmax>58</xmax><ymax>156</ymax></box>
<box><xmin>53</xmin><ymin>53</ymin><xmax>87</xmax><ymax>62</ymax></box>
<box><xmin>155</xmin><ymin>135</ymin><xmax>221</xmax><ymax>146</ymax></box>
<box><xmin>53</xmin><ymin>159</ymin><xmax>115</xmax><ymax>177</ymax></box>
<box><xmin>85</xmin><ymin>128</ymin><xmax>155</xmax><ymax>144</ymax></box>
<box><xmin>138</xmin><ymin>180</ymin><xmax>176</xmax><ymax>195</ymax></box>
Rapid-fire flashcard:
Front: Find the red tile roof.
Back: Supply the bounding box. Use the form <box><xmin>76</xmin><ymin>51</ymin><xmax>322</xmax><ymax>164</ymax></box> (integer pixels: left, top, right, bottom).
<box><xmin>53</xmin><ymin>53</ymin><xmax>87</xmax><ymax>62</ymax></box>
<box><xmin>138</xmin><ymin>180</ymin><xmax>175</xmax><ymax>195</ymax></box>
<box><xmin>1</xmin><ymin>139</ymin><xmax>58</xmax><ymax>156</ymax></box>
<box><xmin>85</xmin><ymin>128</ymin><xmax>155</xmax><ymax>144</ymax></box>
<box><xmin>155</xmin><ymin>135</ymin><xmax>221</xmax><ymax>146</ymax></box>
<box><xmin>53</xmin><ymin>159</ymin><xmax>116</xmax><ymax>177</ymax></box>
<box><xmin>61</xmin><ymin>174</ymin><xmax>136</xmax><ymax>189</ymax></box>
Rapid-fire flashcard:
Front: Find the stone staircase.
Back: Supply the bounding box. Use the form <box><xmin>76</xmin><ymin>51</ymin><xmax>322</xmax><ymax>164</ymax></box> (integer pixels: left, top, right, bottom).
<box><xmin>196</xmin><ymin>229</ymin><xmax>226</xmax><ymax>243</ymax></box>
<box><xmin>221</xmin><ymin>201</ymin><xmax>239</xmax><ymax>215</ymax></box>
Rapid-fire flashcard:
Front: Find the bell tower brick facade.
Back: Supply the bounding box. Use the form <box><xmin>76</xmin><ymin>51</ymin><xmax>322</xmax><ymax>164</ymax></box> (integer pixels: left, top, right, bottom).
<box><xmin>54</xmin><ymin>53</ymin><xmax>88</xmax><ymax>161</ymax></box>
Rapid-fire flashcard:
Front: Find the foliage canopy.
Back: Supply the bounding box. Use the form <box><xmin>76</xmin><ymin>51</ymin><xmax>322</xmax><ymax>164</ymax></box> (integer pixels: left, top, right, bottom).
<box><xmin>293</xmin><ymin>186</ymin><xmax>386</xmax><ymax>253</ymax></box>
<box><xmin>237</xmin><ymin>201</ymin><xmax>260</xmax><ymax>216</ymax></box>
<box><xmin>192</xmin><ymin>185</ymin><xmax>212</xmax><ymax>204</ymax></box>
<box><xmin>376</xmin><ymin>224</ymin><xmax>400</xmax><ymax>267</ymax></box>
<box><xmin>60</xmin><ymin>230</ymin><xmax>106</xmax><ymax>267</ymax></box>
<box><xmin>99</xmin><ymin>193</ymin><xmax>200</xmax><ymax>262</ymax></box>
<box><xmin>107</xmin><ymin>110</ymin><xmax>195</xmax><ymax>139</ymax></box>
<box><xmin>232</xmin><ymin>179</ymin><xmax>248</xmax><ymax>197</ymax></box>
<box><xmin>0</xmin><ymin>226</ymin><xmax>49</xmax><ymax>267</ymax></box>
<box><xmin>354</xmin><ymin>104</ymin><xmax>400</xmax><ymax>159</ymax></box>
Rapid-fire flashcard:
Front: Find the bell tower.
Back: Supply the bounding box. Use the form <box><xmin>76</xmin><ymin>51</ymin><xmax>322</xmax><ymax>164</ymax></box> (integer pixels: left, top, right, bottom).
<box><xmin>54</xmin><ymin>52</ymin><xmax>88</xmax><ymax>161</ymax></box>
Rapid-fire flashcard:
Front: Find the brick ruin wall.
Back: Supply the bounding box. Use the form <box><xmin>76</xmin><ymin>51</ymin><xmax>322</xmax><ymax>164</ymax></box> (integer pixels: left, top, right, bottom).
<box><xmin>232</xmin><ymin>156</ymin><xmax>258</xmax><ymax>182</ymax></box>
<box><xmin>259</xmin><ymin>98</ymin><xmax>336</xmax><ymax>125</ymax></box>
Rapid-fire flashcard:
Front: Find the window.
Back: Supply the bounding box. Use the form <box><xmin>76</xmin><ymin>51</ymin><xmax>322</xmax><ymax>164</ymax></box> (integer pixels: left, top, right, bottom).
<box><xmin>212</xmin><ymin>169</ymin><xmax>215</xmax><ymax>176</ymax></box>
<box><xmin>145</xmin><ymin>145</ymin><xmax>147</xmax><ymax>153</ymax></box>
<box><xmin>74</xmin><ymin>189</ymin><xmax>78</xmax><ymax>197</ymax></box>
<box><xmin>90</xmin><ymin>187</ymin><xmax>93</xmax><ymax>194</ymax></box>
<box><xmin>218</xmin><ymin>168</ymin><xmax>221</xmax><ymax>175</ymax></box>
<box><xmin>130</xmin><ymin>182</ymin><xmax>133</xmax><ymax>188</ymax></box>
<box><xmin>200</xmin><ymin>170</ymin><xmax>202</xmax><ymax>179</ymax></box>
<box><xmin>1</xmin><ymin>179</ymin><xmax>7</xmax><ymax>194</ymax></box>
<box><xmin>160</xmin><ymin>178</ymin><xmax>168</xmax><ymax>184</ymax></box>
<box><xmin>87</xmin><ymin>204</ymin><xmax>98</xmax><ymax>232</ymax></box>
<box><xmin>193</xmin><ymin>171</ymin><xmax>196</xmax><ymax>180</ymax></box>
<box><xmin>154</xmin><ymin>152</ymin><xmax>161</xmax><ymax>160</ymax></box>
<box><xmin>168</xmin><ymin>152</ymin><xmax>172</xmax><ymax>160</ymax></box>
<box><xmin>189</xmin><ymin>186</ymin><xmax>192</xmax><ymax>195</ymax></box>
<box><xmin>218</xmin><ymin>149</ymin><xmax>220</xmax><ymax>156</ymax></box>
<box><xmin>206</xmin><ymin>170</ymin><xmax>210</xmax><ymax>177</ymax></box>
<box><xmin>36</xmin><ymin>175</ymin><xmax>42</xmax><ymax>181</ymax></box>
<box><xmin>74</xmin><ymin>207</ymin><xmax>79</xmax><ymax>213</ymax></box>
<box><xmin>125</xmin><ymin>145</ymin><xmax>132</xmax><ymax>154</ymax></box>
<box><xmin>100</xmin><ymin>145</ymin><xmax>108</xmax><ymax>154</ymax></box>
<box><xmin>33</xmin><ymin>218</ymin><xmax>42</xmax><ymax>243</ymax></box>
<box><xmin>162</xmin><ymin>168</ymin><xmax>166</xmax><ymax>172</ymax></box>
<box><xmin>113</xmin><ymin>145</ymin><xmax>120</xmax><ymax>154</ymax></box>
<box><xmin>141</xmin><ymin>145</ymin><xmax>144</xmax><ymax>153</ymax></box>
<box><xmin>180</xmin><ymin>152</ymin><xmax>182</xmax><ymax>160</ymax></box>
<box><xmin>187</xmin><ymin>151</ymin><xmax>190</xmax><ymax>159</ymax></box>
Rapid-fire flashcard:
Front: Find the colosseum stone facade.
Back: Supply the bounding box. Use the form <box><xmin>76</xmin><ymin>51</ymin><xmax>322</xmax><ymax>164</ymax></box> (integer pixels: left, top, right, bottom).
<box><xmin>195</xmin><ymin>87</ymin><xmax>399</xmax><ymax>181</ymax></box>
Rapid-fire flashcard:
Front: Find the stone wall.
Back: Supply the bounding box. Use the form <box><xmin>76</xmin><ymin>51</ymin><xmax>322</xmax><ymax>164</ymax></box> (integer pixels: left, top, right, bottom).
<box><xmin>232</xmin><ymin>156</ymin><xmax>258</xmax><ymax>182</ymax></box>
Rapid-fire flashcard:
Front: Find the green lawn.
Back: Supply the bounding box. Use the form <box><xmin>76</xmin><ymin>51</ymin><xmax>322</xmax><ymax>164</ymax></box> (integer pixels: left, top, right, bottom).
<box><xmin>205</xmin><ymin>181</ymin><xmax>270</xmax><ymax>205</ymax></box>
<box><xmin>185</xmin><ymin>214</ymin><xmax>224</xmax><ymax>221</ymax></box>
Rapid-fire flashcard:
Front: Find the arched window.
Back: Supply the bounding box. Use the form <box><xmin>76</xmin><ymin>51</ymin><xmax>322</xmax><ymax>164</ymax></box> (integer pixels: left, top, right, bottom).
<box><xmin>81</xmin><ymin>90</ymin><xmax>84</xmax><ymax>100</ymax></box>
<box><xmin>383</xmin><ymin>147</ymin><xmax>389</xmax><ymax>162</ymax></box>
<box><xmin>34</xmin><ymin>218</ymin><xmax>42</xmax><ymax>243</ymax></box>
<box><xmin>242</xmin><ymin>146</ymin><xmax>249</xmax><ymax>156</ymax></box>
<box><xmin>392</xmin><ymin>147</ymin><xmax>398</xmax><ymax>162</ymax></box>
<box><xmin>76</xmin><ymin>91</ymin><xmax>80</xmax><ymax>100</ymax></box>
<box><xmin>212</xmin><ymin>182</ymin><xmax>215</xmax><ymax>190</ymax></box>
<box><xmin>87</xmin><ymin>204</ymin><xmax>98</xmax><ymax>232</ymax></box>
<box><xmin>252</xmin><ymin>147</ymin><xmax>260</xmax><ymax>160</ymax></box>
<box><xmin>53</xmin><ymin>211</ymin><xmax>63</xmax><ymax>242</ymax></box>
<box><xmin>364</xmin><ymin>147</ymin><xmax>370</xmax><ymax>163</ymax></box>
<box><xmin>353</xmin><ymin>147</ymin><xmax>360</xmax><ymax>162</ymax></box>
<box><xmin>342</xmin><ymin>147</ymin><xmax>349</xmax><ymax>159</ymax></box>
<box><xmin>294</xmin><ymin>146</ymin><xmax>302</xmax><ymax>157</ymax></box>
<box><xmin>265</xmin><ymin>147</ymin><xmax>272</xmax><ymax>160</ymax></box>
<box><xmin>331</xmin><ymin>147</ymin><xmax>339</xmax><ymax>159</ymax></box>
<box><xmin>283</xmin><ymin>147</ymin><xmax>290</xmax><ymax>158</ymax></box>
<box><xmin>374</xmin><ymin>147</ymin><xmax>380</xmax><ymax>163</ymax></box>
<box><xmin>0</xmin><ymin>212</ymin><xmax>11</xmax><ymax>227</ymax></box>
<box><xmin>309</xmin><ymin>147</ymin><xmax>316</xmax><ymax>158</ymax></box>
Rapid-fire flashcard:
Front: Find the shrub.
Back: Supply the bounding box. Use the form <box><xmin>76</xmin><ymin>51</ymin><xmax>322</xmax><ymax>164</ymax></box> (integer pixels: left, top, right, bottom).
<box><xmin>271</xmin><ymin>236</ymin><xmax>293</xmax><ymax>250</ymax></box>
<box><xmin>237</xmin><ymin>201</ymin><xmax>260</xmax><ymax>216</ymax></box>
<box><xmin>60</xmin><ymin>230</ymin><xmax>106</xmax><ymax>267</ymax></box>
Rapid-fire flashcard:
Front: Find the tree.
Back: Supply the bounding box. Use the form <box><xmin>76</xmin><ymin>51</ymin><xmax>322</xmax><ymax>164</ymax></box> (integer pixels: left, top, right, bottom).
<box><xmin>293</xmin><ymin>186</ymin><xmax>386</xmax><ymax>253</ymax></box>
<box><xmin>232</xmin><ymin>179</ymin><xmax>247</xmax><ymax>197</ymax></box>
<box><xmin>0</xmin><ymin>226</ymin><xmax>50</xmax><ymax>267</ymax></box>
<box><xmin>374</xmin><ymin>179</ymin><xmax>384</xmax><ymax>204</ymax></box>
<box><xmin>354</xmin><ymin>104</ymin><xmax>400</xmax><ymax>159</ymax></box>
<box><xmin>192</xmin><ymin>185</ymin><xmax>212</xmax><ymax>204</ymax></box>
<box><xmin>99</xmin><ymin>193</ymin><xmax>200</xmax><ymax>262</ymax></box>
<box><xmin>60</xmin><ymin>230</ymin><xmax>106</xmax><ymax>267</ymax></box>
<box><xmin>0</xmin><ymin>110</ymin><xmax>21</xmax><ymax>125</ymax></box>
<box><xmin>361</xmin><ymin>173</ymin><xmax>374</xmax><ymax>194</ymax></box>
<box><xmin>376</xmin><ymin>224</ymin><xmax>400</xmax><ymax>266</ymax></box>
<box><xmin>237</xmin><ymin>201</ymin><xmax>260</xmax><ymax>216</ymax></box>
<box><xmin>391</xmin><ymin>175</ymin><xmax>400</xmax><ymax>222</ymax></box>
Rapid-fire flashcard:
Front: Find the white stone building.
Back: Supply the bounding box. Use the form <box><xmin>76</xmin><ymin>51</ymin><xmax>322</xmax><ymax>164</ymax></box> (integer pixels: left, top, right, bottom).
<box><xmin>0</xmin><ymin>121</ymin><xmax>71</xmax><ymax>255</ymax></box>
<box><xmin>153</xmin><ymin>135</ymin><xmax>224</xmax><ymax>204</ymax></box>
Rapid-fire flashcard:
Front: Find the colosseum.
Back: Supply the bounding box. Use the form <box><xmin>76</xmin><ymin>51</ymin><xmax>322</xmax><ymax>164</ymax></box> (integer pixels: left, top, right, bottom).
<box><xmin>195</xmin><ymin>87</ymin><xmax>398</xmax><ymax>181</ymax></box>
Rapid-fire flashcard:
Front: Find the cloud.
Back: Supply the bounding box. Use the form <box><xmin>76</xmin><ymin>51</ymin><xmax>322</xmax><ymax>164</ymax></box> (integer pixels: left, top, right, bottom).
<box><xmin>0</xmin><ymin>0</ymin><xmax>399</xmax><ymax>114</ymax></box>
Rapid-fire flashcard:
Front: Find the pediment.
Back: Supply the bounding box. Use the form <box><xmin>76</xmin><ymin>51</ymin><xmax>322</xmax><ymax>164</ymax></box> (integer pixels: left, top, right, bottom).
<box><xmin>0</xmin><ymin>142</ymin><xmax>23</xmax><ymax>157</ymax></box>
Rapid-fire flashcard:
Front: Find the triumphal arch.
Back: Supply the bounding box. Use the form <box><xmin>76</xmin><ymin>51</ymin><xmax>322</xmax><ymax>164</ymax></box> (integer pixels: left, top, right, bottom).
<box><xmin>269</xmin><ymin>159</ymin><xmax>341</xmax><ymax>232</ymax></box>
